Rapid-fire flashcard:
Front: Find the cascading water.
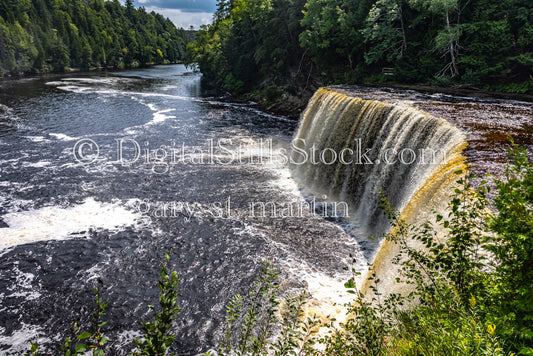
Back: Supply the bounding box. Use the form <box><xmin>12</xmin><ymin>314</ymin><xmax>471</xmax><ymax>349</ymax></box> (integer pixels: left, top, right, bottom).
<box><xmin>1</xmin><ymin>66</ymin><xmax>530</xmax><ymax>353</ymax></box>
<box><xmin>291</xmin><ymin>88</ymin><xmax>468</xmax><ymax>292</ymax></box>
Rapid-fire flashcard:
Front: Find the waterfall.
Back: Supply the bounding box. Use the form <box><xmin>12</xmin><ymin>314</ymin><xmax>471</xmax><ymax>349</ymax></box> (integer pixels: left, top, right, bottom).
<box><xmin>290</xmin><ymin>88</ymin><xmax>468</xmax><ymax>292</ymax></box>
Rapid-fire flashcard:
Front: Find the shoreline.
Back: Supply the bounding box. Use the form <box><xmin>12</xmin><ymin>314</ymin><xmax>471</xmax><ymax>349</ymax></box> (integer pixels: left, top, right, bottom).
<box><xmin>360</xmin><ymin>82</ymin><xmax>533</xmax><ymax>103</ymax></box>
<box><xmin>240</xmin><ymin>81</ymin><xmax>533</xmax><ymax>121</ymax></box>
<box><xmin>4</xmin><ymin>65</ymin><xmax>532</xmax><ymax>119</ymax></box>
<box><xmin>0</xmin><ymin>62</ymin><xmax>184</xmax><ymax>82</ymax></box>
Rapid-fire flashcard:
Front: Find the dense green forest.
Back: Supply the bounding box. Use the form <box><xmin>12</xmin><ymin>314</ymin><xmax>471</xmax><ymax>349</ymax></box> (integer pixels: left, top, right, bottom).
<box><xmin>0</xmin><ymin>0</ymin><xmax>188</xmax><ymax>75</ymax></box>
<box><xmin>187</xmin><ymin>0</ymin><xmax>533</xmax><ymax>98</ymax></box>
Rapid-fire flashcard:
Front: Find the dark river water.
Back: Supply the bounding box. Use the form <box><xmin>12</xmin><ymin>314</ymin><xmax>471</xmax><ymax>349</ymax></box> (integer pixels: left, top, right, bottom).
<box><xmin>0</xmin><ymin>65</ymin><xmax>362</xmax><ymax>355</ymax></box>
<box><xmin>0</xmin><ymin>65</ymin><xmax>531</xmax><ymax>354</ymax></box>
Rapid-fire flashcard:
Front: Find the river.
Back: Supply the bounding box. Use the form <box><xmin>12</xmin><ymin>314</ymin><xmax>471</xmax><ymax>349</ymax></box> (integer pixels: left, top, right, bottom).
<box><xmin>0</xmin><ymin>65</ymin><xmax>531</xmax><ymax>354</ymax></box>
<box><xmin>0</xmin><ymin>65</ymin><xmax>362</xmax><ymax>355</ymax></box>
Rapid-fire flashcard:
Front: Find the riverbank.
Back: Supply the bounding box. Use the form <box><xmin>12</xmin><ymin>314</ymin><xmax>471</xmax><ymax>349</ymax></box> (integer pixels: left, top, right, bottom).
<box><xmin>239</xmin><ymin>81</ymin><xmax>533</xmax><ymax>120</ymax></box>
<box><xmin>0</xmin><ymin>61</ymin><xmax>184</xmax><ymax>81</ymax></box>
<box><xmin>362</xmin><ymin>82</ymin><xmax>533</xmax><ymax>103</ymax></box>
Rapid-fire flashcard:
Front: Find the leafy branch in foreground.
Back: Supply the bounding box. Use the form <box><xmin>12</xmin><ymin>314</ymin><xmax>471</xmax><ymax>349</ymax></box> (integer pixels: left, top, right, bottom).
<box><xmin>216</xmin><ymin>261</ymin><xmax>321</xmax><ymax>356</ymax></box>
<box><xmin>24</xmin><ymin>341</ymin><xmax>39</xmax><ymax>356</ymax></box>
<box><xmin>376</xmin><ymin>171</ymin><xmax>506</xmax><ymax>355</ymax></box>
<box><xmin>371</xmin><ymin>141</ymin><xmax>533</xmax><ymax>355</ymax></box>
<box><xmin>217</xmin><ymin>260</ymin><xmax>281</xmax><ymax>356</ymax></box>
<box><xmin>25</xmin><ymin>282</ymin><xmax>110</xmax><ymax>356</ymax></box>
<box><xmin>486</xmin><ymin>139</ymin><xmax>533</xmax><ymax>351</ymax></box>
<box><xmin>319</xmin><ymin>268</ymin><xmax>398</xmax><ymax>356</ymax></box>
<box><xmin>132</xmin><ymin>251</ymin><xmax>182</xmax><ymax>356</ymax></box>
<box><xmin>62</xmin><ymin>283</ymin><xmax>110</xmax><ymax>356</ymax></box>
<box><xmin>383</xmin><ymin>169</ymin><xmax>490</xmax><ymax>307</ymax></box>
<box><xmin>272</xmin><ymin>292</ymin><xmax>322</xmax><ymax>356</ymax></box>
<box><xmin>27</xmin><ymin>252</ymin><xmax>181</xmax><ymax>356</ymax></box>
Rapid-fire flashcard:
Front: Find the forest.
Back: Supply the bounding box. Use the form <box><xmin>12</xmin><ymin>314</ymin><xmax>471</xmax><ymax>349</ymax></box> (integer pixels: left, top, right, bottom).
<box><xmin>0</xmin><ymin>0</ymin><xmax>189</xmax><ymax>75</ymax></box>
<box><xmin>186</xmin><ymin>0</ymin><xmax>533</xmax><ymax>99</ymax></box>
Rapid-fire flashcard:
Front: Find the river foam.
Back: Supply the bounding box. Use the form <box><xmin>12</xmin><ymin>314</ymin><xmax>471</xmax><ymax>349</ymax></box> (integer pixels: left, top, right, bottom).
<box><xmin>0</xmin><ymin>198</ymin><xmax>140</xmax><ymax>250</ymax></box>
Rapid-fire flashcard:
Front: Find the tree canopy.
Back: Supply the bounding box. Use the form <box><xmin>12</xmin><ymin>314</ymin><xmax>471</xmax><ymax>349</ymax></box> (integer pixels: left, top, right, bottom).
<box><xmin>187</xmin><ymin>0</ymin><xmax>533</xmax><ymax>95</ymax></box>
<box><xmin>0</xmin><ymin>0</ymin><xmax>189</xmax><ymax>75</ymax></box>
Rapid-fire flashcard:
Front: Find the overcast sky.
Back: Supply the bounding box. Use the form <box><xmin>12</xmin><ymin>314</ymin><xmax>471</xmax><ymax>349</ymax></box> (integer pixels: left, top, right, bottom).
<box><xmin>133</xmin><ymin>0</ymin><xmax>215</xmax><ymax>29</ymax></box>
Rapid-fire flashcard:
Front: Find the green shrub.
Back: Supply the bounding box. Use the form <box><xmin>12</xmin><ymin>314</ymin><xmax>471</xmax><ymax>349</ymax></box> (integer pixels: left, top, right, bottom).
<box><xmin>223</xmin><ymin>73</ymin><xmax>245</xmax><ymax>95</ymax></box>
<box><xmin>132</xmin><ymin>252</ymin><xmax>181</xmax><ymax>356</ymax></box>
<box><xmin>486</xmin><ymin>140</ymin><xmax>533</xmax><ymax>352</ymax></box>
<box><xmin>61</xmin><ymin>284</ymin><xmax>109</xmax><ymax>356</ymax></box>
<box><xmin>259</xmin><ymin>86</ymin><xmax>283</xmax><ymax>102</ymax></box>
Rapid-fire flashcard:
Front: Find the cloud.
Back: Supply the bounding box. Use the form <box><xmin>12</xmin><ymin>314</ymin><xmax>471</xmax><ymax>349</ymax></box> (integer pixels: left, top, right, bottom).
<box><xmin>137</xmin><ymin>0</ymin><xmax>217</xmax><ymax>13</ymax></box>
<box><xmin>141</xmin><ymin>6</ymin><xmax>213</xmax><ymax>29</ymax></box>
